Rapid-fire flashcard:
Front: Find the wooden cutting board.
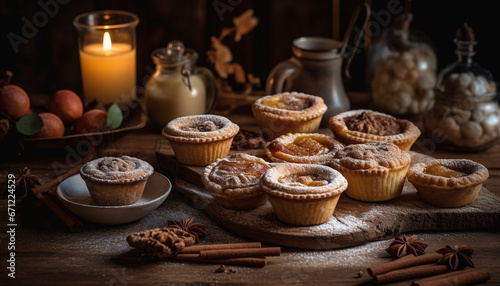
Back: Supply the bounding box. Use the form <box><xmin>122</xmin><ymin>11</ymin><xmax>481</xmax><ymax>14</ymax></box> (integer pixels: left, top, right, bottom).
<box><xmin>156</xmin><ymin>139</ymin><xmax>500</xmax><ymax>250</ymax></box>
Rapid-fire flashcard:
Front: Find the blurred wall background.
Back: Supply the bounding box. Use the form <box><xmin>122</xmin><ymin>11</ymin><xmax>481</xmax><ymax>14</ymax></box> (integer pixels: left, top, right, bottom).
<box><xmin>1</xmin><ymin>0</ymin><xmax>496</xmax><ymax>99</ymax></box>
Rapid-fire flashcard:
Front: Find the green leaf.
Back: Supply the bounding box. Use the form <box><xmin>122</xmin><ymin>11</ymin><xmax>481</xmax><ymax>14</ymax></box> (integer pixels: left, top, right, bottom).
<box><xmin>16</xmin><ymin>114</ymin><xmax>44</xmax><ymax>135</ymax></box>
<box><xmin>106</xmin><ymin>104</ymin><xmax>123</xmax><ymax>129</ymax></box>
<box><xmin>94</xmin><ymin>103</ymin><xmax>106</xmax><ymax>111</ymax></box>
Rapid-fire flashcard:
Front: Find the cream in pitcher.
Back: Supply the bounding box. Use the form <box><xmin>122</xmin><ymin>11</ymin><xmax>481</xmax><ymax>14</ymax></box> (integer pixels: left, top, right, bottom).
<box><xmin>146</xmin><ymin>40</ymin><xmax>217</xmax><ymax>126</ymax></box>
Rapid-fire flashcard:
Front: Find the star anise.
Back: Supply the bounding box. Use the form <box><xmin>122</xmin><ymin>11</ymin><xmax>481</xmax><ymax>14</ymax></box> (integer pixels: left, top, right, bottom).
<box><xmin>436</xmin><ymin>245</ymin><xmax>474</xmax><ymax>270</ymax></box>
<box><xmin>11</xmin><ymin>167</ymin><xmax>40</xmax><ymax>197</ymax></box>
<box><xmin>167</xmin><ymin>218</ymin><xmax>206</xmax><ymax>242</ymax></box>
<box><xmin>386</xmin><ymin>234</ymin><xmax>428</xmax><ymax>258</ymax></box>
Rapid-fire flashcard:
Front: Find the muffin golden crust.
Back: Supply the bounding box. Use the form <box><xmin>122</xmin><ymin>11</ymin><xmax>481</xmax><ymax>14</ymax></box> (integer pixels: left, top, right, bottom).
<box><xmin>261</xmin><ymin>163</ymin><xmax>347</xmax><ymax>226</ymax></box>
<box><xmin>265</xmin><ymin>133</ymin><xmax>343</xmax><ymax>165</ymax></box>
<box><xmin>328</xmin><ymin>109</ymin><xmax>421</xmax><ymax>151</ymax></box>
<box><xmin>330</xmin><ymin>142</ymin><xmax>411</xmax><ymax>202</ymax></box>
<box><xmin>407</xmin><ymin>159</ymin><xmax>489</xmax><ymax>207</ymax></box>
<box><xmin>80</xmin><ymin>156</ymin><xmax>154</xmax><ymax>206</ymax></box>
<box><xmin>162</xmin><ymin>114</ymin><xmax>240</xmax><ymax>166</ymax></box>
<box><xmin>202</xmin><ymin>153</ymin><xmax>271</xmax><ymax>209</ymax></box>
<box><xmin>252</xmin><ymin>92</ymin><xmax>327</xmax><ymax>139</ymax></box>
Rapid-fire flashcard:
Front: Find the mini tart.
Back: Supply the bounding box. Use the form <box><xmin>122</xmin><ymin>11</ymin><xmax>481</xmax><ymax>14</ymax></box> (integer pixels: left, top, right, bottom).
<box><xmin>162</xmin><ymin>114</ymin><xmax>240</xmax><ymax>166</ymax></box>
<box><xmin>265</xmin><ymin>133</ymin><xmax>344</xmax><ymax>165</ymax></box>
<box><xmin>261</xmin><ymin>163</ymin><xmax>347</xmax><ymax>226</ymax></box>
<box><xmin>80</xmin><ymin>156</ymin><xmax>154</xmax><ymax>206</ymax></box>
<box><xmin>330</xmin><ymin>142</ymin><xmax>411</xmax><ymax>202</ymax></box>
<box><xmin>202</xmin><ymin>153</ymin><xmax>271</xmax><ymax>209</ymax></box>
<box><xmin>252</xmin><ymin>92</ymin><xmax>327</xmax><ymax>139</ymax></box>
<box><xmin>407</xmin><ymin>159</ymin><xmax>489</xmax><ymax>207</ymax></box>
<box><xmin>328</xmin><ymin>109</ymin><xmax>421</xmax><ymax>151</ymax></box>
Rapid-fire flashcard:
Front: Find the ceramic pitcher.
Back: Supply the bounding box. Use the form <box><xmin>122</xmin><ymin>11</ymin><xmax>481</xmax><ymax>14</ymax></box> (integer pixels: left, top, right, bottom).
<box><xmin>266</xmin><ymin>3</ymin><xmax>370</xmax><ymax>126</ymax></box>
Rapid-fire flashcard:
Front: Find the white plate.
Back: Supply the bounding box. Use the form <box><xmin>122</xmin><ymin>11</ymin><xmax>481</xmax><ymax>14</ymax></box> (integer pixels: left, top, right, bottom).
<box><xmin>56</xmin><ymin>172</ymin><xmax>171</xmax><ymax>225</ymax></box>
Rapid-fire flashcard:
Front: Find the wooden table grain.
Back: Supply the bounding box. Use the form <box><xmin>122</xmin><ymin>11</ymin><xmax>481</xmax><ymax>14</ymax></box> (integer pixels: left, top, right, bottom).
<box><xmin>1</xmin><ymin>112</ymin><xmax>499</xmax><ymax>285</ymax></box>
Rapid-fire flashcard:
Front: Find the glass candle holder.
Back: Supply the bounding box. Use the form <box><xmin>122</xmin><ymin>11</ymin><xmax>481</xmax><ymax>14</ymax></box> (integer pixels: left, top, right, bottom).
<box><xmin>73</xmin><ymin>10</ymin><xmax>139</xmax><ymax>106</ymax></box>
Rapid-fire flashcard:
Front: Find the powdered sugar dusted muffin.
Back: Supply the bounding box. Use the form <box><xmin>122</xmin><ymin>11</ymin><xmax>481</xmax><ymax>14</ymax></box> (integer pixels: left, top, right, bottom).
<box><xmin>407</xmin><ymin>159</ymin><xmax>489</xmax><ymax>207</ymax></box>
<box><xmin>252</xmin><ymin>92</ymin><xmax>327</xmax><ymax>139</ymax></box>
<box><xmin>261</xmin><ymin>163</ymin><xmax>347</xmax><ymax>226</ymax></box>
<box><xmin>162</xmin><ymin>114</ymin><xmax>240</xmax><ymax>166</ymax></box>
<box><xmin>202</xmin><ymin>153</ymin><xmax>271</xmax><ymax>209</ymax></box>
<box><xmin>80</xmin><ymin>156</ymin><xmax>154</xmax><ymax>206</ymax></box>
<box><xmin>330</xmin><ymin>142</ymin><xmax>411</xmax><ymax>202</ymax></box>
<box><xmin>265</xmin><ymin>133</ymin><xmax>343</xmax><ymax>165</ymax></box>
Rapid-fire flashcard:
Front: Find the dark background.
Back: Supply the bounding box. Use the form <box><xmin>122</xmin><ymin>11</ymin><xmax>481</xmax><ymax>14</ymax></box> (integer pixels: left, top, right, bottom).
<box><xmin>0</xmin><ymin>0</ymin><xmax>496</xmax><ymax>99</ymax></box>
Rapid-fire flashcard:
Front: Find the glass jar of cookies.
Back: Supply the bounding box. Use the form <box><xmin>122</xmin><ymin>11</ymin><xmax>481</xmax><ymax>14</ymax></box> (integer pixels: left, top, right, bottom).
<box><xmin>423</xmin><ymin>23</ymin><xmax>499</xmax><ymax>152</ymax></box>
<box><xmin>370</xmin><ymin>13</ymin><xmax>437</xmax><ymax>118</ymax></box>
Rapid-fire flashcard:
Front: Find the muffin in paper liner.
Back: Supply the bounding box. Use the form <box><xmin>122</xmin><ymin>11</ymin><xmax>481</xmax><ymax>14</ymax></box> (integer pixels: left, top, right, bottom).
<box><xmin>330</xmin><ymin>142</ymin><xmax>411</xmax><ymax>202</ymax></box>
<box><xmin>202</xmin><ymin>153</ymin><xmax>271</xmax><ymax>209</ymax></box>
<box><xmin>252</xmin><ymin>92</ymin><xmax>327</xmax><ymax>140</ymax></box>
<box><xmin>162</xmin><ymin>114</ymin><xmax>239</xmax><ymax>166</ymax></box>
<box><xmin>407</xmin><ymin>159</ymin><xmax>489</xmax><ymax>207</ymax></box>
<box><xmin>261</xmin><ymin>163</ymin><xmax>347</xmax><ymax>226</ymax></box>
<box><xmin>328</xmin><ymin>109</ymin><xmax>421</xmax><ymax>151</ymax></box>
<box><xmin>79</xmin><ymin>156</ymin><xmax>154</xmax><ymax>206</ymax></box>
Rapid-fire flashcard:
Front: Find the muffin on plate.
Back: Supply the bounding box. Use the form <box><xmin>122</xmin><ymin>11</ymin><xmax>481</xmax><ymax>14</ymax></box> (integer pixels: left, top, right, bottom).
<box><xmin>407</xmin><ymin>159</ymin><xmax>489</xmax><ymax>207</ymax></box>
<box><xmin>330</xmin><ymin>142</ymin><xmax>411</xmax><ymax>202</ymax></box>
<box><xmin>261</xmin><ymin>163</ymin><xmax>347</xmax><ymax>226</ymax></box>
<box><xmin>202</xmin><ymin>153</ymin><xmax>271</xmax><ymax>209</ymax></box>
<box><xmin>252</xmin><ymin>92</ymin><xmax>327</xmax><ymax>139</ymax></box>
<box><xmin>80</xmin><ymin>156</ymin><xmax>154</xmax><ymax>206</ymax></box>
<box><xmin>328</xmin><ymin>109</ymin><xmax>421</xmax><ymax>151</ymax></box>
<box><xmin>162</xmin><ymin>114</ymin><xmax>239</xmax><ymax>166</ymax></box>
<box><xmin>265</xmin><ymin>133</ymin><xmax>343</xmax><ymax>165</ymax></box>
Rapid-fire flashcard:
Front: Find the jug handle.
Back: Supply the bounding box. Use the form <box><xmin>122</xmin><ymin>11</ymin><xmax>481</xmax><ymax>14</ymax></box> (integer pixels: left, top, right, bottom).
<box><xmin>191</xmin><ymin>65</ymin><xmax>218</xmax><ymax>113</ymax></box>
<box><xmin>340</xmin><ymin>2</ymin><xmax>371</xmax><ymax>80</ymax></box>
<box><xmin>265</xmin><ymin>60</ymin><xmax>300</xmax><ymax>95</ymax></box>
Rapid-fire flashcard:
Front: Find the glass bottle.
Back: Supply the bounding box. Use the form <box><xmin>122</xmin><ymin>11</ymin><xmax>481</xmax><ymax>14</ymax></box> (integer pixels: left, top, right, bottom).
<box><xmin>424</xmin><ymin>23</ymin><xmax>499</xmax><ymax>152</ymax></box>
<box><xmin>370</xmin><ymin>13</ymin><xmax>437</xmax><ymax>118</ymax></box>
<box><xmin>145</xmin><ymin>40</ymin><xmax>217</xmax><ymax>127</ymax></box>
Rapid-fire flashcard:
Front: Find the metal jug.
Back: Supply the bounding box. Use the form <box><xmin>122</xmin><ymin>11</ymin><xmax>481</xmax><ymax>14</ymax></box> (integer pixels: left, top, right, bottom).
<box><xmin>266</xmin><ymin>3</ymin><xmax>370</xmax><ymax>126</ymax></box>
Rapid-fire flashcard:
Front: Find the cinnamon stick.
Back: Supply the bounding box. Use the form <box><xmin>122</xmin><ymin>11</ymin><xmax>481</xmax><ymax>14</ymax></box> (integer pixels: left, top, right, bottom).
<box><xmin>32</xmin><ymin>157</ymin><xmax>90</xmax><ymax>195</ymax></box>
<box><xmin>368</xmin><ymin>253</ymin><xmax>443</xmax><ymax>276</ymax></box>
<box><xmin>179</xmin><ymin>242</ymin><xmax>262</xmax><ymax>254</ymax></box>
<box><xmin>374</xmin><ymin>264</ymin><xmax>450</xmax><ymax>284</ymax></box>
<box><xmin>39</xmin><ymin>192</ymin><xmax>83</xmax><ymax>232</ymax></box>
<box><xmin>30</xmin><ymin>153</ymin><xmax>93</xmax><ymax>232</ymax></box>
<box><xmin>199</xmin><ymin>247</ymin><xmax>281</xmax><ymax>259</ymax></box>
<box><xmin>412</xmin><ymin>268</ymin><xmax>490</xmax><ymax>286</ymax></box>
<box><xmin>176</xmin><ymin>253</ymin><xmax>267</xmax><ymax>267</ymax></box>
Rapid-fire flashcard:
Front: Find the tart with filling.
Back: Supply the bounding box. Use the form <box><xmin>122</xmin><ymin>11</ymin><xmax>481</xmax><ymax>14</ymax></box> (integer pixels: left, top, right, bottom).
<box><xmin>261</xmin><ymin>163</ymin><xmax>347</xmax><ymax>226</ymax></box>
<box><xmin>265</xmin><ymin>133</ymin><xmax>343</xmax><ymax>165</ymax></box>
<box><xmin>202</xmin><ymin>153</ymin><xmax>271</xmax><ymax>209</ymax></box>
<box><xmin>330</xmin><ymin>142</ymin><xmax>411</xmax><ymax>202</ymax></box>
<box><xmin>80</xmin><ymin>156</ymin><xmax>154</xmax><ymax>206</ymax></box>
<box><xmin>162</xmin><ymin>114</ymin><xmax>239</xmax><ymax>166</ymax></box>
<box><xmin>252</xmin><ymin>92</ymin><xmax>327</xmax><ymax>139</ymax></box>
<box><xmin>407</xmin><ymin>159</ymin><xmax>489</xmax><ymax>207</ymax></box>
<box><xmin>328</xmin><ymin>109</ymin><xmax>421</xmax><ymax>151</ymax></box>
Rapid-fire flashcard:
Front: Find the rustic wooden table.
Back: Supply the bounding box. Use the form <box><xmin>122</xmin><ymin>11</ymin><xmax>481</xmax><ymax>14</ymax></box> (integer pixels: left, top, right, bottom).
<box><xmin>1</xmin><ymin>109</ymin><xmax>499</xmax><ymax>285</ymax></box>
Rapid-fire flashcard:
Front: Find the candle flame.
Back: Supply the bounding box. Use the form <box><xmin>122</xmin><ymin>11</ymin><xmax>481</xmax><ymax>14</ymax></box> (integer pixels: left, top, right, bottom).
<box><xmin>103</xmin><ymin>32</ymin><xmax>112</xmax><ymax>51</ymax></box>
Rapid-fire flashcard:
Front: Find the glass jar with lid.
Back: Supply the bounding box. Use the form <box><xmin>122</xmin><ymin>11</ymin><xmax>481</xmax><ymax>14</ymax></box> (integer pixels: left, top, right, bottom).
<box><xmin>423</xmin><ymin>23</ymin><xmax>499</xmax><ymax>152</ymax></box>
<box><xmin>145</xmin><ymin>40</ymin><xmax>217</xmax><ymax>127</ymax></box>
<box><xmin>370</xmin><ymin>13</ymin><xmax>437</xmax><ymax>118</ymax></box>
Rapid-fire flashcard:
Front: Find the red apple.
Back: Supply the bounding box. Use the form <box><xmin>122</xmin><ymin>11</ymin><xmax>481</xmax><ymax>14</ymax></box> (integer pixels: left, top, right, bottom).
<box><xmin>31</xmin><ymin>112</ymin><xmax>65</xmax><ymax>138</ymax></box>
<box><xmin>48</xmin><ymin>89</ymin><xmax>84</xmax><ymax>124</ymax></box>
<box><xmin>75</xmin><ymin>109</ymin><xmax>107</xmax><ymax>133</ymax></box>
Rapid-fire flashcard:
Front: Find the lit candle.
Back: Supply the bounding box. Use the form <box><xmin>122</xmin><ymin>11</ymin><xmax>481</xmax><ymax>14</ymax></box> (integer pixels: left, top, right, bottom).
<box><xmin>74</xmin><ymin>11</ymin><xmax>139</xmax><ymax>106</ymax></box>
<box><xmin>79</xmin><ymin>32</ymin><xmax>136</xmax><ymax>105</ymax></box>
